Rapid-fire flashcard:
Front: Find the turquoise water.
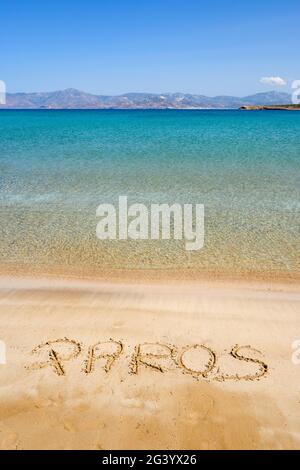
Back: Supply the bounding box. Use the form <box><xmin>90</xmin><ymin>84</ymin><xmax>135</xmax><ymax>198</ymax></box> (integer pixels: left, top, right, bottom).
<box><xmin>0</xmin><ymin>109</ymin><xmax>299</xmax><ymax>276</ymax></box>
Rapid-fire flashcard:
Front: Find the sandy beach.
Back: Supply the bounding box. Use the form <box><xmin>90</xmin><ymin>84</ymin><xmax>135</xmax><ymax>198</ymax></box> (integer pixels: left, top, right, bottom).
<box><xmin>1</xmin><ymin>0</ymin><xmax>300</xmax><ymax>457</ymax></box>
<box><xmin>0</xmin><ymin>274</ymin><xmax>299</xmax><ymax>450</ymax></box>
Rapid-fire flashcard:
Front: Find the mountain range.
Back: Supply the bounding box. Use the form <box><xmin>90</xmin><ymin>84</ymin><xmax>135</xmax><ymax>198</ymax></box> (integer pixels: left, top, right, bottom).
<box><xmin>0</xmin><ymin>88</ymin><xmax>292</xmax><ymax>109</ymax></box>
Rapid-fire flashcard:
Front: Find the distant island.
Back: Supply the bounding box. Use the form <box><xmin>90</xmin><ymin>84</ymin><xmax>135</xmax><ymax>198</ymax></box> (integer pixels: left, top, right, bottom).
<box><xmin>240</xmin><ymin>104</ymin><xmax>300</xmax><ymax>111</ymax></box>
<box><xmin>0</xmin><ymin>88</ymin><xmax>294</xmax><ymax>110</ymax></box>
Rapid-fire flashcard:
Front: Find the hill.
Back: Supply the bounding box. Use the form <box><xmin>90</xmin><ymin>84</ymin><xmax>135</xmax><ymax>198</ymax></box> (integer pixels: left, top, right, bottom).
<box><xmin>0</xmin><ymin>88</ymin><xmax>292</xmax><ymax>109</ymax></box>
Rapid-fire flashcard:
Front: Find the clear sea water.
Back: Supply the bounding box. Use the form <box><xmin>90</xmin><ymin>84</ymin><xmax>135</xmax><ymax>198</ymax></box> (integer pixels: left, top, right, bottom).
<box><xmin>0</xmin><ymin>109</ymin><xmax>299</xmax><ymax>277</ymax></box>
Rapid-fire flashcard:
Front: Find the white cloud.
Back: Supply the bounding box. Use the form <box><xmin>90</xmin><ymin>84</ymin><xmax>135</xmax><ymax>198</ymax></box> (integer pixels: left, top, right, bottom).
<box><xmin>260</xmin><ymin>76</ymin><xmax>287</xmax><ymax>87</ymax></box>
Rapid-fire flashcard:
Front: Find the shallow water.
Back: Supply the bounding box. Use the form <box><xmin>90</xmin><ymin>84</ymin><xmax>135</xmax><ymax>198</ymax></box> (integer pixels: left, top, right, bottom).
<box><xmin>0</xmin><ymin>109</ymin><xmax>299</xmax><ymax>276</ymax></box>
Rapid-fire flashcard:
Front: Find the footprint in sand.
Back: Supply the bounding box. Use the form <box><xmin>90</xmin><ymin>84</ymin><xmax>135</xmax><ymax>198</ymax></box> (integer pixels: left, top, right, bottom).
<box><xmin>183</xmin><ymin>394</ymin><xmax>215</xmax><ymax>425</ymax></box>
<box><xmin>63</xmin><ymin>421</ymin><xmax>77</xmax><ymax>432</ymax></box>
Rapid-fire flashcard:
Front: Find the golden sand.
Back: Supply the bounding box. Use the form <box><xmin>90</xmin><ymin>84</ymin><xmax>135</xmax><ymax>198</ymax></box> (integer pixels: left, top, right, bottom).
<box><xmin>0</xmin><ymin>275</ymin><xmax>299</xmax><ymax>449</ymax></box>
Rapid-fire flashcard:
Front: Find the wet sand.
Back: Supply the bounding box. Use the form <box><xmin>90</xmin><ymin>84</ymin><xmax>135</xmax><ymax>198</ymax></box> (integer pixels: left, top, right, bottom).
<box><xmin>0</xmin><ymin>275</ymin><xmax>300</xmax><ymax>449</ymax></box>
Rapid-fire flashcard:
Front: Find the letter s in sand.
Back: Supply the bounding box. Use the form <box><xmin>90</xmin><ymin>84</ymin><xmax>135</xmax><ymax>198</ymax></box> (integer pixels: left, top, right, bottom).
<box><xmin>218</xmin><ymin>344</ymin><xmax>268</xmax><ymax>381</ymax></box>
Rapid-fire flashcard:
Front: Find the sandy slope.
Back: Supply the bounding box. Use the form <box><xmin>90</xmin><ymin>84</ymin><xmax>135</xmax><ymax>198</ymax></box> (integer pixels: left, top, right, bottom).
<box><xmin>0</xmin><ymin>276</ymin><xmax>299</xmax><ymax>450</ymax></box>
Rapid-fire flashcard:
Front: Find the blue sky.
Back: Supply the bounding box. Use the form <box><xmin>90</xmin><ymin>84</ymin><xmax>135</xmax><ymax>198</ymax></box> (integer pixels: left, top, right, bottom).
<box><xmin>1</xmin><ymin>0</ymin><xmax>299</xmax><ymax>96</ymax></box>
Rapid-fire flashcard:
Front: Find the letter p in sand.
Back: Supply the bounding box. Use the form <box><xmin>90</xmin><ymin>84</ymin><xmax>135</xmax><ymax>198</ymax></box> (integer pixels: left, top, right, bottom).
<box><xmin>26</xmin><ymin>338</ymin><xmax>82</xmax><ymax>376</ymax></box>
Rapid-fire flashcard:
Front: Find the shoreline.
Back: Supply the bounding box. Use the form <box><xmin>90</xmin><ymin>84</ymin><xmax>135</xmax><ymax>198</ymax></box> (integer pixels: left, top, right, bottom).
<box><xmin>240</xmin><ymin>105</ymin><xmax>300</xmax><ymax>111</ymax></box>
<box><xmin>0</xmin><ymin>263</ymin><xmax>299</xmax><ymax>289</ymax></box>
<box><xmin>0</xmin><ymin>272</ymin><xmax>299</xmax><ymax>294</ymax></box>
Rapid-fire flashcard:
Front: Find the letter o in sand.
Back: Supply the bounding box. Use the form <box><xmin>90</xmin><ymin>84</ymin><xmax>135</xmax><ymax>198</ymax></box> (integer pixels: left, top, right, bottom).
<box><xmin>179</xmin><ymin>344</ymin><xmax>216</xmax><ymax>378</ymax></box>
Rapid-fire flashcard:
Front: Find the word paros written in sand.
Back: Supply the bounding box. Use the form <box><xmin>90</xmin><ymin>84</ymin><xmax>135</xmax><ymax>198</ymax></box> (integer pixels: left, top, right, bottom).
<box><xmin>26</xmin><ymin>338</ymin><xmax>268</xmax><ymax>382</ymax></box>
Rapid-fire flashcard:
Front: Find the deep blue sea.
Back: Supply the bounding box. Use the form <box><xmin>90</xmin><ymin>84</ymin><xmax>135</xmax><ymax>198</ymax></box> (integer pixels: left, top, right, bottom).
<box><xmin>0</xmin><ymin>109</ymin><xmax>299</xmax><ymax>277</ymax></box>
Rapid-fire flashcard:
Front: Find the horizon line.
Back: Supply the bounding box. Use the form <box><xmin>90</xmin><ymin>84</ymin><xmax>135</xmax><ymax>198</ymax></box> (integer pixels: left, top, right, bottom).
<box><xmin>5</xmin><ymin>88</ymin><xmax>289</xmax><ymax>98</ymax></box>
